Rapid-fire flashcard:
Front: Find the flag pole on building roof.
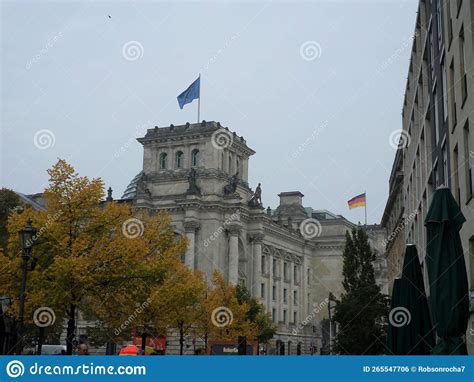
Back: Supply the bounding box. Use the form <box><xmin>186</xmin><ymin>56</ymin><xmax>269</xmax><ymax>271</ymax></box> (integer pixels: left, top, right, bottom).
<box><xmin>197</xmin><ymin>73</ymin><xmax>201</xmax><ymax>123</ymax></box>
<box><xmin>365</xmin><ymin>191</ymin><xmax>367</xmax><ymax>226</ymax></box>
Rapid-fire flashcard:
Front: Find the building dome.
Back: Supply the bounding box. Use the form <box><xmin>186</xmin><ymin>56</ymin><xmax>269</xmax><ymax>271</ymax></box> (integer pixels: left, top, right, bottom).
<box><xmin>121</xmin><ymin>171</ymin><xmax>143</xmax><ymax>200</ymax></box>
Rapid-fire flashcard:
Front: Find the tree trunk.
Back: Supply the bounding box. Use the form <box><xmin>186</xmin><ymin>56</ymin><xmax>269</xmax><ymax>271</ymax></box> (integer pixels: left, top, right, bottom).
<box><xmin>37</xmin><ymin>327</ymin><xmax>45</xmax><ymax>355</ymax></box>
<box><xmin>105</xmin><ymin>342</ymin><xmax>116</xmax><ymax>355</ymax></box>
<box><xmin>179</xmin><ymin>325</ymin><xmax>184</xmax><ymax>356</ymax></box>
<box><xmin>141</xmin><ymin>331</ymin><xmax>147</xmax><ymax>355</ymax></box>
<box><xmin>66</xmin><ymin>304</ymin><xmax>76</xmax><ymax>355</ymax></box>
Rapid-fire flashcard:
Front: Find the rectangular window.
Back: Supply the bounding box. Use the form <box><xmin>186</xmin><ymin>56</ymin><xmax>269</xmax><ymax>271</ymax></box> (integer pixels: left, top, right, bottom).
<box><xmin>459</xmin><ymin>26</ymin><xmax>468</xmax><ymax>105</ymax></box>
<box><xmin>469</xmin><ymin>238</ymin><xmax>474</xmax><ymax>288</ymax></box>
<box><xmin>442</xmin><ymin>59</ymin><xmax>448</xmax><ymax>121</ymax></box>
<box><xmin>272</xmin><ymin>308</ymin><xmax>276</xmax><ymax>323</ymax></box>
<box><xmin>447</xmin><ymin>0</ymin><xmax>453</xmax><ymax>45</ymax></box>
<box><xmin>272</xmin><ymin>286</ymin><xmax>276</xmax><ymax>301</ymax></box>
<box><xmin>293</xmin><ymin>311</ymin><xmax>297</xmax><ymax>324</ymax></box>
<box><xmin>307</xmin><ymin>268</ymin><xmax>310</xmax><ymax>284</ymax></box>
<box><xmin>283</xmin><ymin>310</ymin><xmax>287</xmax><ymax>324</ymax></box>
<box><xmin>464</xmin><ymin>123</ymin><xmax>473</xmax><ymax>199</ymax></box>
<box><xmin>283</xmin><ymin>288</ymin><xmax>288</xmax><ymax>303</ymax></box>
<box><xmin>449</xmin><ymin>59</ymin><xmax>457</xmax><ymax>128</ymax></box>
<box><xmin>272</xmin><ymin>259</ymin><xmax>277</xmax><ymax>276</ymax></box>
<box><xmin>261</xmin><ymin>255</ymin><xmax>266</xmax><ymax>274</ymax></box>
<box><xmin>433</xmin><ymin>85</ymin><xmax>440</xmax><ymax>144</ymax></box>
<box><xmin>293</xmin><ymin>290</ymin><xmax>298</xmax><ymax>305</ymax></box>
<box><xmin>260</xmin><ymin>283</ymin><xmax>265</xmax><ymax>298</ymax></box>
<box><xmin>429</xmin><ymin>28</ymin><xmax>435</xmax><ymax>79</ymax></box>
<box><xmin>436</xmin><ymin>0</ymin><xmax>443</xmax><ymax>49</ymax></box>
<box><xmin>434</xmin><ymin>163</ymin><xmax>440</xmax><ymax>188</ymax></box>
<box><xmin>454</xmin><ymin>145</ymin><xmax>461</xmax><ymax>203</ymax></box>
<box><xmin>456</xmin><ymin>0</ymin><xmax>463</xmax><ymax>16</ymax></box>
<box><xmin>293</xmin><ymin>265</ymin><xmax>298</xmax><ymax>283</ymax></box>
<box><xmin>442</xmin><ymin>143</ymin><xmax>448</xmax><ymax>186</ymax></box>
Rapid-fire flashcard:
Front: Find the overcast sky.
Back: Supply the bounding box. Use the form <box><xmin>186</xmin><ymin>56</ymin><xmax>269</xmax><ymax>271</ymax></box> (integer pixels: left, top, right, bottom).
<box><xmin>1</xmin><ymin>0</ymin><xmax>418</xmax><ymax>224</ymax></box>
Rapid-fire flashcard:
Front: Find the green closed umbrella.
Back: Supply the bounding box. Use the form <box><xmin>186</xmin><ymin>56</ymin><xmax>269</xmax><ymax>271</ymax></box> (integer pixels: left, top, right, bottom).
<box><xmin>387</xmin><ymin>278</ymin><xmax>406</xmax><ymax>354</ymax></box>
<box><xmin>425</xmin><ymin>187</ymin><xmax>469</xmax><ymax>354</ymax></box>
<box><xmin>386</xmin><ymin>245</ymin><xmax>435</xmax><ymax>355</ymax></box>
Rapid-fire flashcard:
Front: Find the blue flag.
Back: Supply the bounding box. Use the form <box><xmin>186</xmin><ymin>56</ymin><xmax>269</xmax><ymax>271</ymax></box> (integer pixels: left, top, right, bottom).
<box><xmin>177</xmin><ymin>77</ymin><xmax>200</xmax><ymax>109</ymax></box>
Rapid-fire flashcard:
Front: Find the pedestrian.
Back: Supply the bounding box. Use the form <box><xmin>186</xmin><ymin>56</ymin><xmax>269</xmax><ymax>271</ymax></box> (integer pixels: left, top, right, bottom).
<box><xmin>77</xmin><ymin>344</ymin><xmax>89</xmax><ymax>355</ymax></box>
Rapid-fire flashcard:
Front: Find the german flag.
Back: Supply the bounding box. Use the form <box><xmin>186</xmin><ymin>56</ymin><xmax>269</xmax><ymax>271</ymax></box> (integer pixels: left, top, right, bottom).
<box><xmin>348</xmin><ymin>193</ymin><xmax>366</xmax><ymax>209</ymax></box>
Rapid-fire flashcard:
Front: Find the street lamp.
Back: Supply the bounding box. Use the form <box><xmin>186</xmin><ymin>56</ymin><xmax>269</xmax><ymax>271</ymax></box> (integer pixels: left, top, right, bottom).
<box><xmin>328</xmin><ymin>292</ymin><xmax>335</xmax><ymax>355</ymax></box>
<box><xmin>16</xmin><ymin>219</ymin><xmax>37</xmax><ymax>355</ymax></box>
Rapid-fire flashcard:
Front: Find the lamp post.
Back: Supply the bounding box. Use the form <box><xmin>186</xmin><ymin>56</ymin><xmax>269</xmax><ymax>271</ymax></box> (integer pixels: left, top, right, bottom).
<box><xmin>16</xmin><ymin>219</ymin><xmax>37</xmax><ymax>355</ymax></box>
<box><xmin>328</xmin><ymin>292</ymin><xmax>335</xmax><ymax>355</ymax></box>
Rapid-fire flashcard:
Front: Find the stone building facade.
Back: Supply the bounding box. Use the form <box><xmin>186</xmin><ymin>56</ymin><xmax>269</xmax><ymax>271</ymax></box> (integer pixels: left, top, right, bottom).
<box><xmin>123</xmin><ymin>121</ymin><xmax>387</xmax><ymax>354</ymax></box>
<box><xmin>443</xmin><ymin>0</ymin><xmax>474</xmax><ymax>350</ymax></box>
<box><xmin>383</xmin><ymin>0</ymin><xmax>474</xmax><ymax>353</ymax></box>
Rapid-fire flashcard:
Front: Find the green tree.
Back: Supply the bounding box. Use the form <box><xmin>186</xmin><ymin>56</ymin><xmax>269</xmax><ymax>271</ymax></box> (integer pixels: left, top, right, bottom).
<box><xmin>0</xmin><ymin>188</ymin><xmax>20</xmax><ymax>255</ymax></box>
<box><xmin>1</xmin><ymin>159</ymin><xmax>187</xmax><ymax>354</ymax></box>
<box><xmin>333</xmin><ymin>227</ymin><xmax>389</xmax><ymax>354</ymax></box>
<box><xmin>150</xmin><ymin>262</ymin><xmax>207</xmax><ymax>355</ymax></box>
<box><xmin>236</xmin><ymin>284</ymin><xmax>275</xmax><ymax>345</ymax></box>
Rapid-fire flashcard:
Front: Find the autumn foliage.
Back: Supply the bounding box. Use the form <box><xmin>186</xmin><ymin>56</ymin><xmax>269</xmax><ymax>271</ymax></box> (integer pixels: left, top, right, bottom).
<box><xmin>0</xmin><ymin>159</ymin><xmax>273</xmax><ymax>354</ymax></box>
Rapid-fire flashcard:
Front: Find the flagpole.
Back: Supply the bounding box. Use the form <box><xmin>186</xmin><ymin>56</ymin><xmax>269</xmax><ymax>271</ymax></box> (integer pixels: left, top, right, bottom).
<box><xmin>364</xmin><ymin>191</ymin><xmax>367</xmax><ymax>226</ymax></box>
<box><xmin>197</xmin><ymin>73</ymin><xmax>201</xmax><ymax>123</ymax></box>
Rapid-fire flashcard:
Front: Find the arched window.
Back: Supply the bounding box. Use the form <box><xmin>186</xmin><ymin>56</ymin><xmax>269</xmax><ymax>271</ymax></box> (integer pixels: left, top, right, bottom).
<box><xmin>191</xmin><ymin>149</ymin><xmax>199</xmax><ymax>167</ymax></box>
<box><xmin>175</xmin><ymin>151</ymin><xmax>184</xmax><ymax>169</ymax></box>
<box><xmin>159</xmin><ymin>153</ymin><xmax>167</xmax><ymax>170</ymax></box>
<box><xmin>228</xmin><ymin>155</ymin><xmax>232</xmax><ymax>173</ymax></box>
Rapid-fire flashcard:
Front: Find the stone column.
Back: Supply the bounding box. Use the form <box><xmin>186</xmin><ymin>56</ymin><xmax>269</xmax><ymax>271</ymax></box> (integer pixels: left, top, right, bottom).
<box><xmin>183</xmin><ymin>220</ymin><xmax>199</xmax><ymax>270</ymax></box>
<box><xmin>227</xmin><ymin>224</ymin><xmax>241</xmax><ymax>284</ymax></box>
<box><xmin>250</xmin><ymin>234</ymin><xmax>264</xmax><ymax>298</ymax></box>
<box><xmin>302</xmin><ymin>255</ymin><xmax>308</xmax><ymax>319</ymax></box>
<box><xmin>280</xmin><ymin>258</ymin><xmax>285</xmax><ymax>323</ymax></box>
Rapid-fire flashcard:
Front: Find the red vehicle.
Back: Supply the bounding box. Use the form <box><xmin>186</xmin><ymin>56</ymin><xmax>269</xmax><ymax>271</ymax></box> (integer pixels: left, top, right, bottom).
<box><xmin>119</xmin><ymin>336</ymin><xmax>167</xmax><ymax>355</ymax></box>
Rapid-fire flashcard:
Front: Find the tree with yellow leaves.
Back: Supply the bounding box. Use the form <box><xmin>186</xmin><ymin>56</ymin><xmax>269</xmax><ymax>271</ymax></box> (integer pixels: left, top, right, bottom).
<box><xmin>1</xmin><ymin>159</ymin><xmax>187</xmax><ymax>354</ymax></box>
<box><xmin>201</xmin><ymin>272</ymin><xmax>258</xmax><ymax>345</ymax></box>
<box><xmin>149</xmin><ymin>262</ymin><xmax>207</xmax><ymax>355</ymax></box>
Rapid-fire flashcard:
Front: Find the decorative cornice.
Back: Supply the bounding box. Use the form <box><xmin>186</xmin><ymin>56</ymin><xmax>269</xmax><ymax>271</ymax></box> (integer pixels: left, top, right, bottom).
<box><xmin>226</xmin><ymin>222</ymin><xmax>242</xmax><ymax>235</ymax></box>
<box><xmin>183</xmin><ymin>220</ymin><xmax>200</xmax><ymax>232</ymax></box>
<box><xmin>261</xmin><ymin>244</ymin><xmax>304</xmax><ymax>264</ymax></box>
<box><xmin>248</xmin><ymin>233</ymin><xmax>265</xmax><ymax>244</ymax></box>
